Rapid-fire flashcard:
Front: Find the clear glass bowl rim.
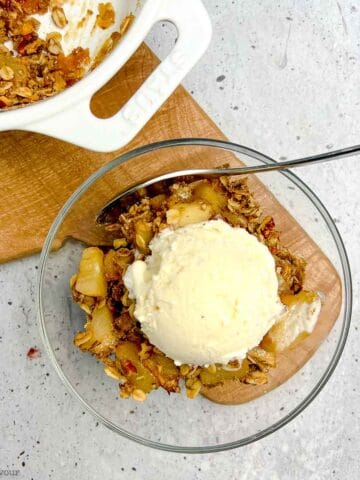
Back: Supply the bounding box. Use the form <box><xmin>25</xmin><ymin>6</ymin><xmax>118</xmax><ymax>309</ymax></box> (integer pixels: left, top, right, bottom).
<box><xmin>37</xmin><ymin>138</ymin><xmax>352</xmax><ymax>453</ymax></box>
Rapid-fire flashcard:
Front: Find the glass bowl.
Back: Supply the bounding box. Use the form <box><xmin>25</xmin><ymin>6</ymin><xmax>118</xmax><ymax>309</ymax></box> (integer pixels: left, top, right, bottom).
<box><xmin>38</xmin><ymin>138</ymin><xmax>352</xmax><ymax>453</ymax></box>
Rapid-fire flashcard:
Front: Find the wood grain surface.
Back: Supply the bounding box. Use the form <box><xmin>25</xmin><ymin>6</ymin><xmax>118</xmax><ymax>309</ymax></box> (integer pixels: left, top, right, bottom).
<box><xmin>0</xmin><ymin>43</ymin><xmax>342</xmax><ymax>405</ymax></box>
<box><xmin>0</xmin><ymin>43</ymin><xmax>226</xmax><ymax>263</ymax></box>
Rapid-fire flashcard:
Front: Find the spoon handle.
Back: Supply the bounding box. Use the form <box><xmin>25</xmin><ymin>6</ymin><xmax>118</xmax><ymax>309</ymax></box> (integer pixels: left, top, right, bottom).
<box><xmin>202</xmin><ymin>144</ymin><xmax>360</xmax><ymax>177</ymax></box>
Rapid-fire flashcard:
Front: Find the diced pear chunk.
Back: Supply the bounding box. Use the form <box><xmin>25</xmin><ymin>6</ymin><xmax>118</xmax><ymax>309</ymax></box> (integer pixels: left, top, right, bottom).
<box><xmin>149</xmin><ymin>194</ymin><xmax>167</xmax><ymax>210</ymax></box>
<box><xmin>135</xmin><ymin>220</ymin><xmax>153</xmax><ymax>253</ymax></box>
<box><xmin>261</xmin><ymin>291</ymin><xmax>320</xmax><ymax>353</ymax></box>
<box><xmin>166</xmin><ymin>201</ymin><xmax>213</xmax><ymax>228</ymax></box>
<box><xmin>193</xmin><ymin>181</ymin><xmax>227</xmax><ymax>213</ymax></box>
<box><xmin>199</xmin><ymin>359</ymin><xmax>249</xmax><ymax>386</ymax></box>
<box><xmin>91</xmin><ymin>304</ymin><xmax>115</xmax><ymax>343</ymax></box>
<box><xmin>116</xmin><ymin>342</ymin><xmax>156</xmax><ymax>394</ymax></box>
<box><xmin>75</xmin><ymin>247</ymin><xmax>107</xmax><ymax>297</ymax></box>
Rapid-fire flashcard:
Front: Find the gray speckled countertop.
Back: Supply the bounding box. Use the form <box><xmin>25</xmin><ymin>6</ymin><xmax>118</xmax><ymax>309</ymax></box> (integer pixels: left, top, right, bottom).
<box><xmin>1</xmin><ymin>1</ymin><xmax>360</xmax><ymax>478</ymax></box>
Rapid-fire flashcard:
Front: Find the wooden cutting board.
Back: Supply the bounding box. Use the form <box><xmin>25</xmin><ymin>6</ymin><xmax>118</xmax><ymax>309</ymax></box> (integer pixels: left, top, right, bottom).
<box><xmin>0</xmin><ymin>43</ymin><xmax>342</xmax><ymax>405</ymax></box>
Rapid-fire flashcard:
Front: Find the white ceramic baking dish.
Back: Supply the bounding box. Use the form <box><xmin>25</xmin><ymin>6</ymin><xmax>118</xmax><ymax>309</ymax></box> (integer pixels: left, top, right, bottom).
<box><xmin>0</xmin><ymin>0</ymin><xmax>211</xmax><ymax>152</ymax></box>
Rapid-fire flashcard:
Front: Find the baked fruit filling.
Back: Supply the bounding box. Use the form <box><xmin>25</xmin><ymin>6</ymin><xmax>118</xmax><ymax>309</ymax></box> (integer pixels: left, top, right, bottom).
<box><xmin>71</xmin><ymin>175</ymin><xmax>321</xmax><ymax>401</ymax></box>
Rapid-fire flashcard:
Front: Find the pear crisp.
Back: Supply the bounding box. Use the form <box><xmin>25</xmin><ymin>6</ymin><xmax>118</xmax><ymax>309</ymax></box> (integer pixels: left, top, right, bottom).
<box><xmin>71</xmin><ymin>175</ymin><xmax>320</xmax><ymax>402</ymax></box>
<box><xmin>0</xmin><ymin>1</ymin><xmax>133</xmax><ymax>109</ymax></box>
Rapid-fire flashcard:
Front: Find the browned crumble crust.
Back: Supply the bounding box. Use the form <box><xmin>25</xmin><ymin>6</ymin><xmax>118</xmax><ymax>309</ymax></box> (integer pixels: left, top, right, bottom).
<box><xmin>0</xmin><ymin>0</ymin><xmax>133</xmax><ymax>108</ymax></box>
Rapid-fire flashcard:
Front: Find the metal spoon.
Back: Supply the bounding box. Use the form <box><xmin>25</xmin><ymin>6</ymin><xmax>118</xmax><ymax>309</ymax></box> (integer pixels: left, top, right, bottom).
<box><xmin>97</xmin><ymin>139</ymin><xmax>359</xmax><ymax>225</ymax></box>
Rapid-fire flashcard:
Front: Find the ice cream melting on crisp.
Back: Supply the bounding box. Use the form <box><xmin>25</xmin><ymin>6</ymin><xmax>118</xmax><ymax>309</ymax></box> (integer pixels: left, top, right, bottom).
<box><xmin>124</xmin><ymin>219</ymin><xmax>285</xmax><ymax>366</ymax></box>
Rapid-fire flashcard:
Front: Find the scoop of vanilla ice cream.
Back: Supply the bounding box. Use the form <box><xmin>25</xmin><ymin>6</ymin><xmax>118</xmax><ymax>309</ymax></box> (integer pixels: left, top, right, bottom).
<box><xmin>124</xmin><ymin>219</ymin><xmax>283</xmax><ymax>366</ymax></box>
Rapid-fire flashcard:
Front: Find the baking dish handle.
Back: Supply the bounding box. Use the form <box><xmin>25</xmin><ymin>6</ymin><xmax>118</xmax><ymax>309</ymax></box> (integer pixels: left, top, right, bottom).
<box><xmin>24</xmin><ymin>0</ymin><xmax>212</xmax><ymax>152</ymax></box>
